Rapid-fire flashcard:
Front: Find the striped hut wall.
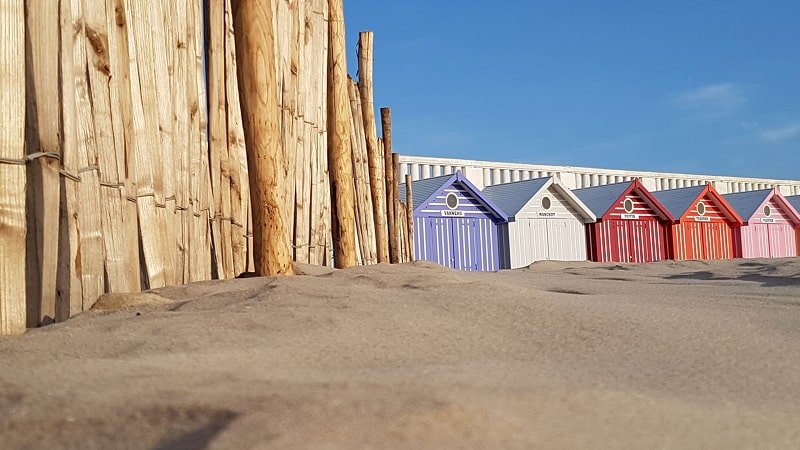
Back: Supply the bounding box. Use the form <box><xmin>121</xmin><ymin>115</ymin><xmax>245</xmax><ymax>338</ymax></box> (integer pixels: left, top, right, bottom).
<box><xmin>590</xmin><ymin>192</ymin><xmax>668</xmax><ymax>263</ymax></box>
<box><xmin>736</xmin><ymin>197</ymin><xmax>798</xmax><ymax>258</ymax></box>
<box><xmin>504</xmin><ymin>186</ymin><xmax>588</xmax><ymax>267</ymax></box>
<box><xmin>673</xmin><ymin>193</ymin><xmax>735</xmax><ymax>260</ymax></box>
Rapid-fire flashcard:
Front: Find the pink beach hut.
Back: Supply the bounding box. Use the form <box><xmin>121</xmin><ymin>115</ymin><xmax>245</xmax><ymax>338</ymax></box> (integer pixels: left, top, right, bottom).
<box><xmin>723</xmin><ymin>188</ymin><xmax>800</xmax><ymax>258</ymax></box>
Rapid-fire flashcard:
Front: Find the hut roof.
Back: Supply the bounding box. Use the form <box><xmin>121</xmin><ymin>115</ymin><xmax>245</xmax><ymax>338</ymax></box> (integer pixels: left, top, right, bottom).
<box><xmin>651</xmin><ymin>185</ymin><xmax>707</xmax><ymax>218</ymax></box>
<box><xmin>721</xmin><ymin>189</ymin><xmax>774</xmax><ymax>220</ymax></box>
<box><xmin>482</xmin><ymin>176</ymin><xmax>595</xmax><ymax>221</ymax></box>
<box><xmin>572</xmin><ymin>181</ymin><xmax>633</xmax><ymax>217</ymax></box>
<box><xmin>399</xmin><ymin>171</ymin><xmax>508</xmax><ymax>221</ymax></box>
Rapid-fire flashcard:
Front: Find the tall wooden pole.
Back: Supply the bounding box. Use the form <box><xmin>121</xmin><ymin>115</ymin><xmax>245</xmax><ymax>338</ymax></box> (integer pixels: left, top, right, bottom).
<box><xmin>0</xmin><ymin>0</ymin><xmax>26</xmax><ymax>335</ymax></box>
<box><xmin>232</xmin><ymin>0</ymin><xmax>294</xmax><ymax>276</ymax></box>
<box><xmin>403</xmin><ymin>172</ymin><xmax>414</xmax><ymax>262</ymax></box>
<box><xmin>327</xmin><ymin>0</ymin><xmax>357</xmax><ymax>268</ymax></box>
<box><xmin>357</xmin><ymin>31</ymin><xmax>389</xmax><ymax>263</ymax></box>
<box><xmin>380</xmin><ymin>107</ymin><xmax>399</xmax><ymax>263</ymax></box>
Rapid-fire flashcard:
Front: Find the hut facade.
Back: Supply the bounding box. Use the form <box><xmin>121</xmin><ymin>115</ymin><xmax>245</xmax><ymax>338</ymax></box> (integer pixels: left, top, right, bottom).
<box><xmin>483</xmin><ymin>177</ymin><xmax>596</xmax><ymax>268</ymax></box>
<box><xmin>574</xmin><ymin>180</ymin><xmax>673</xmax><ymax>263</ymax></box>
<box><xmin>789</xmin><ymin>195</ymin><xmax>800</xmax><ymax>256</ymax></box>
<box><xmin>400</xmin><ymin>171</ymin><xmax>507</xmax><ymax>271</ymax></box>
<box><xmin>724</xmin><ymin>189</ymin><xmax>800</xmax><ymax>258</ymax></box>
<box><xmin>652</xmin><ymin>184</ymin><xmax>742</xmax><ymax>260</ymax></box>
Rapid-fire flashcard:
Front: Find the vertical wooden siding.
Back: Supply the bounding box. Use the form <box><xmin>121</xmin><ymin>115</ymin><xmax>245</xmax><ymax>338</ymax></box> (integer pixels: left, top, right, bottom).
<box><xmin>499</xmin><ymin>186</ymin><xmax>589</xmax><ymax>268</ymax></box>
<box><xmin>587</xmin><ymin>193</ymin><xmax>668</xmax><ymax>263</ymax></box>
<box><xmin>413</xmin><ymin>182</ymin><xmax>500</xmax><ymax>271</ymax></box>
<box><xmin>670</xmin><ymin>193</ymin><xmax>735</xmax><ymax>260</ymax></box>
<box><xmin>733</xmin><ymin>197</ymin><xmax>799</xmax><ymax>258</ymax></box>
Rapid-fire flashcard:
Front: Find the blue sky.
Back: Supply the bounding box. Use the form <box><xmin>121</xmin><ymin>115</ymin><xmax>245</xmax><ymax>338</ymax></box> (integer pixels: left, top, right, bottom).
<box><xmin>344</xmin><ymin>1</ymin><xmax>800</xmax><ymax>180</ymax></box>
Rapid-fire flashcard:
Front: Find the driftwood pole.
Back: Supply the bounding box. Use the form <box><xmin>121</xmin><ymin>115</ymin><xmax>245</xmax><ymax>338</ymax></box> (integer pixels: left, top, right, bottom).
<box><xmin>232</xmin><ymin>0</ymin><xmax>294</xmax><ymax>276</ymax></box>
<box><xmin>0</xmin><ymin>0</ymin><xmax>26</xmax><ymax>335</ymax></box>
<box><xmin>357</xmin><ymin>31</ymin><xmax>389</xmax><ymax>263</ymax></box>
<box><xmin>380</xmin><ymin>107</ymin><xmax>399</xmax><ymax>263</ymax></box>
<box><xmin>404</xmin><ymin>172</ymin><xmax>414</xmax><ymax>262</ymax></box>
<box><xmin>327</xmin><ymin>0</ymin><xmax>357</xmax><ymax>268</ymax></box>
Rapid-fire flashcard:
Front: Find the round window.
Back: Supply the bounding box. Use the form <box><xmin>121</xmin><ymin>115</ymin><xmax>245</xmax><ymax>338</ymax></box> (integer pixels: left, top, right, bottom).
<box><xmin>696</xmin><ymin>201</ymin><xmax>706</xmax><ymax>216</ymax></box>
<box><xmin>763</xmin><ymin>205</ymin><xmax>772</xmax><ymax>217</ymax></box>
<box><xmin>623</xmin><ymin>198</ymin><xmax>634</xmax><ymax>214</ymax></box>
<box><xmin>445</xmin><ymin>193</ymin><xmax>459</xmax><ymax>210</ymax></box>
<box><xmin>542</xmin><ymin>196</ymin><xmax>552</xmax><ymax>210</ymax></box>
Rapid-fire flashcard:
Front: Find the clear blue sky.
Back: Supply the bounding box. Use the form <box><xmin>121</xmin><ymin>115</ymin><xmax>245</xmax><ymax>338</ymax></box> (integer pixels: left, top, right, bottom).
<box><xmin>344</xmin><ymin>1</ymin><xmax>800</xmax><ymax>180</ymax></box>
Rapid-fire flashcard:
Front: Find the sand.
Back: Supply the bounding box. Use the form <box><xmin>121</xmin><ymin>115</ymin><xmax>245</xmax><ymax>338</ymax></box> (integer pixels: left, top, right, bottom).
<box><xmin>1</xmin><ymin>258</ymin><xmax>799</xmax><ymax>449</ymax></box>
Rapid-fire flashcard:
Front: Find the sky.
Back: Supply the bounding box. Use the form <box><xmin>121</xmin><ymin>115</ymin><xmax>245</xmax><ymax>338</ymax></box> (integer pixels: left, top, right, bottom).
<box><xmin>343</xmin><ymin>1</ymin><xmax>800</xmax><ymax>180</ymax></box>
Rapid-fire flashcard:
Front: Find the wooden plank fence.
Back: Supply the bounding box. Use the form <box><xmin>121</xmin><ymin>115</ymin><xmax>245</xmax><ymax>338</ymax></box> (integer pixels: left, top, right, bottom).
<box><xmin>0</xmin><ymin>0</ymin><xmax>412</xmax><ymax>335</ymax></box>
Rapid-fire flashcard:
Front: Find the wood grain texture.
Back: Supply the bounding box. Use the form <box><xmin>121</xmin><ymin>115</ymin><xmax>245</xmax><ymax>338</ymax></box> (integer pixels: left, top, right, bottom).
<box><xmin>357</xmin><ymin>31</ymin><xmax>389</xmax><ymax>263</ymax></box>
<box><xmin>326</xmin><ymin>0</ymin><xmax>357</xmax><ymax>268</ymax></box>
<box><xmin>380</xmin><ymin>107</ymin><xmax>398</xmax><ymax>263</ymax></box>
<box><xmin>0</xmin><ymin>0</ymin><xmax>27</xmax><ymax>335</ymax></box>
<box><xmin>404</xmin><ymin>171</ymin><xmax>414</xmax><ymax>262</ymax></box>
<box><xmin>24</xmin><ymin>1</ymin><xmax>61</xmax><ymax>326</ymax></box>
<box><xmin>232</xmin><ymin>0</ymin><xmax>294</xmax><ymax>275</ymax></box>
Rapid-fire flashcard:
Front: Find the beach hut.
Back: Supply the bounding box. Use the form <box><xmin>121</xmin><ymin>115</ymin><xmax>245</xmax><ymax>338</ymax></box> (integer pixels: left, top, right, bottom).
<box><xmin>652</xmin><ymin>183</ymin><xmax>742</xmax><ymax>260</ymax></box>
<box><xmin>573</xmin><ymin>180</ymin><xmax>673</xmax><ymax>263</ymax></box>
<box><xmin>789</xmin><ymin>195</ymin><xmax>800</xmax><ymax>256</ymax></box>
<box><xmin>483</xmin><ymin>177</ymin><xmax>596</xmax><ymax>268</ymax></box>
<box><xmin>400</xmin><ymin>171</ymin><xmax>508</xmax><ymax>271</ymax></box>
<box><xmin>723</xmin><ymin>189</ymin><xmax>800</xmax><ymax>258</ymax></box>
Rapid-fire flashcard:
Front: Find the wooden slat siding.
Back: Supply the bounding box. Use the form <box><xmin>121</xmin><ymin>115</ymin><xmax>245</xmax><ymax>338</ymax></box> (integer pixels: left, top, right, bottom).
<box><xmin>413</xmin><ymin>182</ymin><xmax>501</xmax><ymax>271</ymax></box>
<box><xmin>56</xmin><ymin>0</ymin><xmax>82</xmax><ymax>320</ymax></box>
<box><xmin>347</xmin><ymin>77</ymin><xmax>376</xmax><ymax>264</ymax></box>
<box><xmin>124</xmin><ymin>0</ymin><xmax>168</xmax><ymax>289</ymax></box>
<box><xmin>503</xmin><ymin>186</ymin><xmax>590</xmax><ymax>268</ymax></box>
<box><xmin>670</xmin><ymin>193</ymin><xmax>736</xmax><ymax>261</ymax></box>
<box><xmin>223</xmin><ymin>0</ymin><xmax>247</xmax><ymax>276</ymax></box>
<box><xmin>70</xmin><ymin>0</ymin><xmax>107</xmax><ymax>311</ymax></box>
<box><xmin>206</xmin><ymin>0</ymin><xmax>231</xmax><ymax>279</ymax></box>
<box><xmin>150</xmin><ymin>0</ymin><xmax>179</xmax><ymax>286</ymax></box>
<box><xmin>357</xmin><ymin>31</ymin><xmax>389</xmax><ymax>263</ymax></box>
<box><xmin>0</xmin><ymin>0</ymin><xmax>26</xmax><ymax>335</ymax></box>
<box><xmin>24</xmin><ymin>1</ymin><xmax>61</xmax><ymax>326</ymax></box>
<box><xmin>169</xmin><ymin>0</ymin><xmax>190</xmax><ymax>283</ymax></box>
<box><xmin>195</xmin><ymin>0</ymin><xmax>214</xmax><ymax>281</ymax></box>
<box><xmin>81</xmin><ymin>0</ymin><xmax>136</xmax><ymax>298</ymax></box>
<box><xmin>108</xmin><ymin>0</ymin><xmax>144</xmax><ymax>292</ymax></box>
<box><xmin>737</xmin><ymin>196</ymin><xmax>799</xmax><ymax>258</ymax></box>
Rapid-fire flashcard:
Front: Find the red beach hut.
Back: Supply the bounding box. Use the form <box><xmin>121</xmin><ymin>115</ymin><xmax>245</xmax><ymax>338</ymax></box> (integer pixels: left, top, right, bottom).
<box><xmin>573</xmin><ymin>180</ymin><xmax>674</xmax><ymax>263</ymax></box>
<box><xmin>724</xmin><ymin>189</ymin><xmax>800</xmax><ymax>258</ymax></box>
<box><xmin>652</xmin><ymin>183</ymin><xmax>742</xmax><ymax>260</ymax></box>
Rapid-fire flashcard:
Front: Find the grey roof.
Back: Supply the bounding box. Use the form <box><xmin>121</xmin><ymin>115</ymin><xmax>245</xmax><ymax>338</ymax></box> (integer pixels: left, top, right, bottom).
<box><xmin>398</xmin><ymin>173</ymin><xmax>453</xmax><ymax>206</ymax></box>
<box><xmin>787</xmin><ymin>195</ymin><xmax>800</xmax><ymax>212</ymax></box>
<box><xmin>722</xmin><ymin>189</ymin><xmax>772</xmax><ymax>220</ymax></box>
<box><xmin>482</xmin><ymin>177</ymin><xmax>550</xmax><ymax>218</ymax></box>
<box><xmin>573</xmin><ymin>182</ymin><xmax>633</xmax><ymax>217</ymax></box>
<box><xmin>651</xmin><ymin>185</ymin><xmax>706</xmax><ymax>218</ymax></box>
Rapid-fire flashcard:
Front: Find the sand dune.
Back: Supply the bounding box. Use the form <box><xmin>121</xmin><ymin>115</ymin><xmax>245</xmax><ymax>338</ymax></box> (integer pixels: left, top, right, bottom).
<box><xmin>2</xmin><ymin>258</ymin><xmax>799</xmax><ymax>449</ymax></box>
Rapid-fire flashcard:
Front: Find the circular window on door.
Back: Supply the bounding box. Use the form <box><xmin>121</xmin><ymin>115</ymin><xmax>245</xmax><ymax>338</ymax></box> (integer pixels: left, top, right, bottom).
<box><xmin>445</xmin><ymin>193</ymin><xmax>459</xmax><ymax>210</ymax></box>
<box><xmin>763</xmin><ymin>204</ymin><xmax>772</xmax><ymax>217</ymax></box>
<box><xmin>542</xmin><ymin>196</ymin><xmax>552</xmax><ymax>210</ymax></box>
<box><xmin>623</xmin><ymin>198</ymin><xmax>634</xmax><ymax>214</ymax></box>
<box><xmin>696</xmin><ymin>201</ymin><xmax>706</xmax><ymax>216</ymax></box>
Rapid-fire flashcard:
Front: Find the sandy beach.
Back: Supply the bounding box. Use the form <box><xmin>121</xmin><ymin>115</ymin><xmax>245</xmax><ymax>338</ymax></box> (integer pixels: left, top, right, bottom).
<box><xmin>2</xmin><ymin>258</ymin><xmax>799</xmax><ymax>449</ymax></box>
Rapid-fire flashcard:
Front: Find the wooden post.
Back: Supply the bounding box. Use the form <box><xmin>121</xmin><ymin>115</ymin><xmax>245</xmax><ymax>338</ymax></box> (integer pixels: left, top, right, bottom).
<box><xmin>24</xmin><ymin>1</ymin><xmax>61</xmax><ymax>326</ymax></box>
<box><xmin>380</xmin><ymin>107</ymin><xmax>399</xmax><ymax>263</ymax></box>
<box><xmin>357</xmin><ymin>31</ymin><xmax>389</xmax><ymax>263</ymax></box>
<box><xmin>0</xmin><ymin>0</ymin><xmax>26</xmax><ymax>335</ymax></box>
<box><xmin>232</xmin><ymin>0</ymin><xmax>294</xmax><ymax>276</ymax></box>
<box><xmin>326</xmin><ymin>0</ymin><xmax>357</xmax><ymax>268</ymax></box>
<box><xmin>404</xmin><ymin>172</ymin><xmax>414</xmax><ymax>262</ymax></box>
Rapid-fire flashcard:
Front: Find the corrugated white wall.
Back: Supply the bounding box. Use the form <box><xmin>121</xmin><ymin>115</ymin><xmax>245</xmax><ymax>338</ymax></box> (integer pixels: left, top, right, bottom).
<box><xmin>399</xmin><ymin>156</ymin><xmax>800</xmax><ymax>196</ymax></box>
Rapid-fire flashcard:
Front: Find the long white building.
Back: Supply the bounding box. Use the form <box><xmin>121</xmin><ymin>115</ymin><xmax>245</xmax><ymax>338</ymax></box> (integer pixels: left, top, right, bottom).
<box><xmin>398</xmin><ymin>155</ymin><xmax>800</xmax><ymax>196</ymax></box>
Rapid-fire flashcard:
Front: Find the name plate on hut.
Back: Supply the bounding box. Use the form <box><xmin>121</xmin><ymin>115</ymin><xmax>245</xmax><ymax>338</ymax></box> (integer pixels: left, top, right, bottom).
<box><xmin>537</xmin><ymin>212</ymin><xmax>558</xmax><ymax>218</ymax></box>
<box><xmin>761</xmin><ymin>218</ymin><xmax>775</xmax><ymax>223</ymax></box>
<box><xmin>620</xmin><ymin>214</ymin><xmax>639</xmax><ymax>220</ymax></box>
<box><xmin>441</xmin><ymin>210</ymin><xmax>465</xmax><ymax>217</ymax></box>
<box><xmin>693</xmin><ymin>216</ymin><xmax>711</xmax><ymax>222</ymax></box>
